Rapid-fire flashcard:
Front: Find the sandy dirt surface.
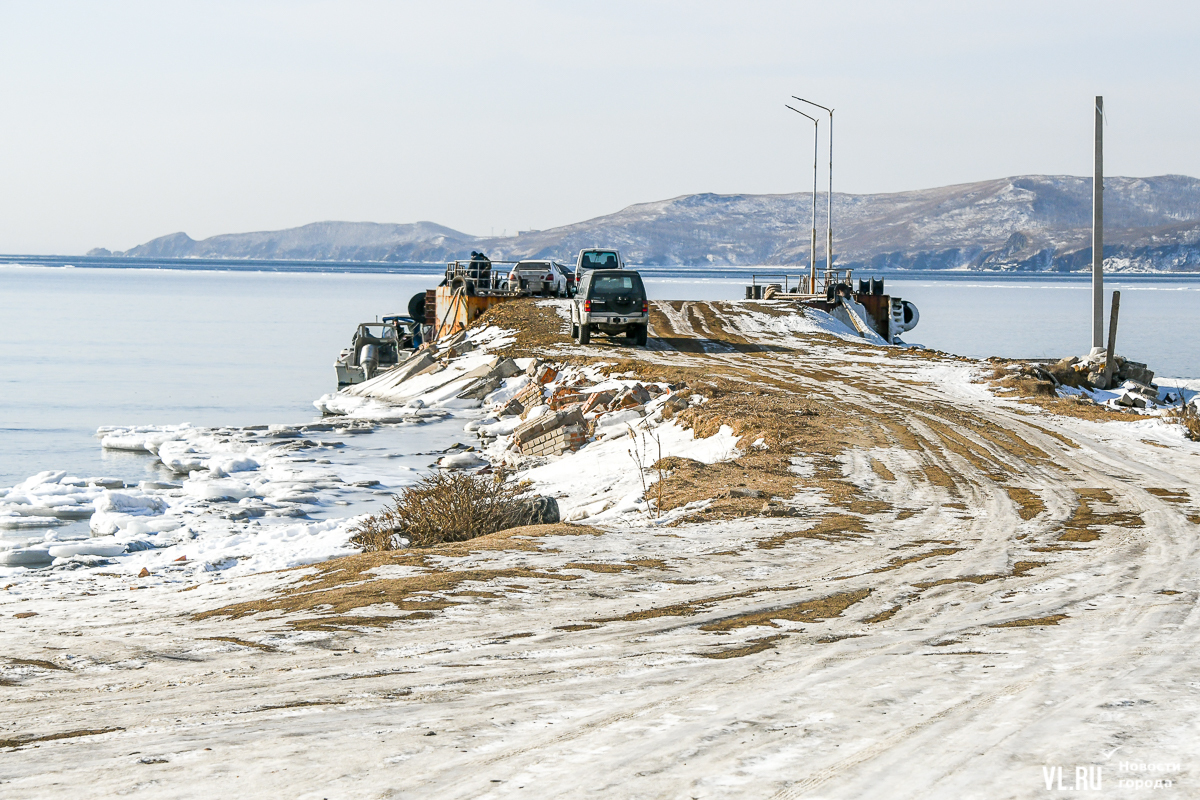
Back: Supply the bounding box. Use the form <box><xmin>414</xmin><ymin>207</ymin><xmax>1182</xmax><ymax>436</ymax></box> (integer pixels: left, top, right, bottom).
<box><xmin>4</xmin><ymin>300</ymin><xmax>1199</xmax><ymax>799</ymax></box>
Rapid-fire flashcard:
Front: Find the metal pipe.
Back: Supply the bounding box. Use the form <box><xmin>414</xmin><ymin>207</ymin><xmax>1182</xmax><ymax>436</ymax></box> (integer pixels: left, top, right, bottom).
<box><xmin>793</xmin><ymin>97</ymin><xmax>834</xmax><ymax>275</ymax></box>
<box><xmin>785</xmin><ymin>104</ymin><xmax>819</xmax><ymax>292</ymax></box>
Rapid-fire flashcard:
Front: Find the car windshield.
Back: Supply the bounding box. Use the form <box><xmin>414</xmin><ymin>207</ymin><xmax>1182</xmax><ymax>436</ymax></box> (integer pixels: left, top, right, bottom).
<box><xmin>360</xmin><ymin>325</ymin><xmax>396</xmax><ymax>339</ymax></box>
<box><xmin>580</xmin><ymin>251</ymin><xmax>619</xmax><ymax>270</ymax></box>
<box><xmin>590</xmin><ymin>275</ymin><xmax>640</xmax><ymax>296</ymax></box>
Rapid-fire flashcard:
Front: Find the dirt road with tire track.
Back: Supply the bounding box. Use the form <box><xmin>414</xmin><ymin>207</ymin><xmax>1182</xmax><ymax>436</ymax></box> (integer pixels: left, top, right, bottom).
<box><xmin>4</xmin><ymin>300</ymin><xmax>1198</xmax><ymax>798</ymax></box>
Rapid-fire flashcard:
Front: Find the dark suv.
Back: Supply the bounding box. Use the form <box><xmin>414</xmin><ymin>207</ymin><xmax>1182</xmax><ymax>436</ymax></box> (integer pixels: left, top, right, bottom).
<box><xmin>570</xmin><ymin>269</ymin><xmax>649</xmax><ymax>346</ymax></box>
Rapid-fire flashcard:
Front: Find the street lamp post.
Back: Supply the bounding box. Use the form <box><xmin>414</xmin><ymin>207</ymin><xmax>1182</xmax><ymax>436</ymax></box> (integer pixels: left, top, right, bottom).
<box><xmin>793</xmin><ymin>97</ymin><xmax>834</xmax><ymax>278</ymax></box>
<box><xmin>786</xmin><ymin>104</ymin><xmax>819</xmax><ymax>293</ymax></box>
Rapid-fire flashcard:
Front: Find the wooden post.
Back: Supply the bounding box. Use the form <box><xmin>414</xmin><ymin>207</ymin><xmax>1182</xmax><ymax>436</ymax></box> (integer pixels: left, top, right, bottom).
<box><xmin>1102</xmin><ymin>290</ymin><xmax>1121</xmax><ymax>389</ymax></box>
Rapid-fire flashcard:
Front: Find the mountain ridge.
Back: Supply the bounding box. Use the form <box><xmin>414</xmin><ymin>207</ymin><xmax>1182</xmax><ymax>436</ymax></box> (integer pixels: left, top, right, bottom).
<box><xmin>93</xmin><ymin>175</ymin><xmax>1200</xmax><ymax>272</ymax></box>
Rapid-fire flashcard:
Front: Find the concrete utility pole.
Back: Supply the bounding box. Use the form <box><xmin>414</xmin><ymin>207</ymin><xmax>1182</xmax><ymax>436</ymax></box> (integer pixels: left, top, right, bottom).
<box><xmin>1093</xmin><ymin>96</ymin><xmax>1105</xmax><ymax>350</ymax></box>
<box><xmin>793</xmin><ymin>97</ymin><xmax>834</xmax><ymax>275</ymax></box>
<box><xmin>786</xmin><ymin>105</ymin><xmax>819</xmax><ymax>292</ymax></box>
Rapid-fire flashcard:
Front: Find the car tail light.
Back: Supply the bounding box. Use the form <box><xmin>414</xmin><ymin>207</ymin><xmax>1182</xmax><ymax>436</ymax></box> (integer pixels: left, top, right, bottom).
<box><xmin>584</xmin><ymin>300</ymin><xmax>591</xmax><ymax>312</ymax></box>
<box><xmin>641</xmin><ymin>301</ymin><xmax>648</xmax><ymax>313</ymax></box>
<box><xmin>546</xmin><ymin>274</ymin><xmax>553</xmax><ymax>280</ymax></box>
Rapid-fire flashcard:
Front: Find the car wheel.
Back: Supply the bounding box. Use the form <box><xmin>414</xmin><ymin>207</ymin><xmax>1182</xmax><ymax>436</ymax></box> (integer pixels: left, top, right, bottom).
<box><xmin>578</xmin><ymin>324</ymin><xmax>590</xmax><ymax>345</ymax></box>
<box><xmin>635</xmin><ymin>324</ymin><xmax>648</xmax><ymax>347</ymax></box>
<box><xmin>571</xmin><ymin>323</ymin><xmax>579</xmax><ymax>342</ymax></box>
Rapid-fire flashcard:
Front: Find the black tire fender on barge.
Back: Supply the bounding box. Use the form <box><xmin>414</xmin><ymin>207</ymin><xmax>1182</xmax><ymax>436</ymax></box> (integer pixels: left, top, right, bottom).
<box><xmin>408</xmin><ymin>292</ymin><xmax>426</xmax><ymax>322</ymax></box>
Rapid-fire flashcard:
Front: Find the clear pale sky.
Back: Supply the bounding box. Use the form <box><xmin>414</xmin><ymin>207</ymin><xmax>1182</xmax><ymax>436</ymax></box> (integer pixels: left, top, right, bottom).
<box><xmin>1</xmin><ymin>1</ymin><xmax>1197</xmax><ymax>254</ymax></box>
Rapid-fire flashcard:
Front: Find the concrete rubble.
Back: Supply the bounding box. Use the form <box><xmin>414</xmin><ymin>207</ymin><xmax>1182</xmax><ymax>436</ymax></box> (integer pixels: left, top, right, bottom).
<box><xmin>1057</xmin><ymin>347</ymin><xmax>1156</xmax><ymax>391</ymax></box>
<box><xmin>996</xmin><ymin>348</ymin><xmax>1169</xmax><ymax>411</ymax></box>
<box><xmin>500</xmin><ymin>366</ymin><xmax>685</xmax><ymax>459</ymax></box>
<box><xmin>322</xmin><ymin>333</ymin><xmax>702</xmax><ymax>467</ymax></box>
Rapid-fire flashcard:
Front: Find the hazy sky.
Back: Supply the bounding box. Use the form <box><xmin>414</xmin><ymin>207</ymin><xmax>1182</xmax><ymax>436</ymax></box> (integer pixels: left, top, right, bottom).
<box><xmin>2</xmin><ymin>1</ymin><xmax>1198</xmax><ymax>253</ymax></box>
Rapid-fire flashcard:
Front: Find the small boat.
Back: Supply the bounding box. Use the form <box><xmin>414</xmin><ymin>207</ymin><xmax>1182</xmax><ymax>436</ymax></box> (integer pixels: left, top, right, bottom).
<box><xmin>335</xmin><ymin>316</ymin><xmax>421</xmax><ymax>387</ymax></box>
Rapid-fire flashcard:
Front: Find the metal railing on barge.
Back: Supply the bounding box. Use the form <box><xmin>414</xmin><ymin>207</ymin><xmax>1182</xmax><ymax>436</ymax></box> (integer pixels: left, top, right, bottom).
<box><xmin>746</xmin><ymin>268</ymin><xmax>854</xmax><ymax>299</ymax></box>
<box><xmin>444</xmin><ymin>259</ymin><xmax>522</xmax><ymax>297</ymax></box>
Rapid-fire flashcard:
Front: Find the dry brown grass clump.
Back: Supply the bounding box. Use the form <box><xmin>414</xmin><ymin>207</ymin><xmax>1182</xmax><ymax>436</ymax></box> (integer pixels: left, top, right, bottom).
<box><xmin>1045</xmin><ymin>361</ymin><xmax>1091</xmax><ymax>389</ymax></box>
<box><xmin>350</xmin><ymin>472</ymin><xmax>528</xmax><ymax>550</ymax></box>
<box><xmin>1168</xmin><ymin>401</ymin><xmax>1200</xmax><ymax>441</ymax></box>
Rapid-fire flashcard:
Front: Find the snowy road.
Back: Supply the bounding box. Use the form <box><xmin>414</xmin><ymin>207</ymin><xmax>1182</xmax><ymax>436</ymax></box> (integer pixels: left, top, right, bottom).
<box><xmin>3</xmin><ymin>300</ymin><xmax>1198</xmax><ymax>798</ymax></box>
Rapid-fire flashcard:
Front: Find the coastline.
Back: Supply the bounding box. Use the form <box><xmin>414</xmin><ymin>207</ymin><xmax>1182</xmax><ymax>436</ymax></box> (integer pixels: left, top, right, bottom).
<box><xmin>3</xmin><ymin>299</ymin><xmax>1199</xmax><ymax>797</ymax></box>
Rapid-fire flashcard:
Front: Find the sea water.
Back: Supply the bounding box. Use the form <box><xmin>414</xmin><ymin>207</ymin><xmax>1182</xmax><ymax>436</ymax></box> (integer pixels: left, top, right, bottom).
<box><xmin>2</xmin><ymin>261</ymin><xmax>1198</xmax><ymax>488</ymax></box>
<box><xmin>0</xmin><ymin>265</ymin><xmax>445</xmax><ymax>487</ymax></box>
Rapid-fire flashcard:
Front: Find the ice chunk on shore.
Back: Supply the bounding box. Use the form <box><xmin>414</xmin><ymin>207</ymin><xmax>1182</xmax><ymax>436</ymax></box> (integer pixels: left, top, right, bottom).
<box><xmin>47</xmin><ymin>540</ymin><xmax>128</xmax><ymax>558</ymax></box>
<box><xmin>438</xmin><ymin>452</ymin><xmax>487</xmax><ymax>469</ymax></box>
<box><xmin>184</xmin><ymin>478</ymin><xmax>262</xmax><ymax>502</ymax></box>
<box><xmin>93</xmin><ymin>492</ymin><xmax>167</xmax><ymax>516</ymax></box>
<box><xmin>90</xmin><ymin>490</ymin><xmax>170</xmax><ymax>535</ymax></box>
<box><xmin>97</xmin><ymin>423</ymin><xmax>190</xmax><ymax>454</ymax></box>
<box><xmin>0</xmin><ymin>514</ymin><xmax>69</xmax><ymax>529</ymax></box>
<box><xmin>0</xmin><ymin>545</ymin><xmax>54</xmax><ymax>567</ymax></box>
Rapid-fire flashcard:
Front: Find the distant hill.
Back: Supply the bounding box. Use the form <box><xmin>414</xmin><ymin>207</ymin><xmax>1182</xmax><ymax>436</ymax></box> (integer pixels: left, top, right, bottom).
<box><xmin>96</xmin><ymin>175</ymin><xmax>1200</xmax><ymax>272</ymax></box>
<box><xmin>96</xmin><ymin>221</ymin><xmax>473</xmax><ymax>263</ymax></box>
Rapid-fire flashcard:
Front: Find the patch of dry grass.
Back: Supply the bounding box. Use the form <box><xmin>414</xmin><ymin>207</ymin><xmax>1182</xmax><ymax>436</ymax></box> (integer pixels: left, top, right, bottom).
<box><xmin>863</xmin><ymin>605</ymin><xmax>901</xmax><ymax>624</ymax></box>
<box><xmin>6</xmin><ymin>657</ymin><xmax>64</xmax><ymax>671</ymax></box>
<box><xmin>1007</xmin><ymin>487</ymin><xmax>1046</xmax><ymax>520</ymax></box>
<box><xmin>563</xmin><ymin>562</ymin><xmax>636</xmax><ymax>573</ymax></box>
<box><xmin>590</xmin><ymin>585</ymin><xmax>800</xmax><ymax>625</ymax></box>
<box><xmin>472</xmin><ymin>299</ymin><xmax>571</xmax><ymax>357</ymax></box>
<box><xmin>913</xmin><ymin>560</ymin><xmax>1043</xmax><ymax>590</ymax></box>
<box><xmin>1058</xmin><ymin>489</ymin><xmax>1144</xmax><ymax>542</ymax></box>
<box><xmin>697</xmin><ymin>634</ymin><xmax>787</xmax><ymax>659</ymax></box>
<box><xmin>991</xmin><ymin>614</ymin><xmax>1068</xmax><ymax>628</ymax></box>
<box><xmin>200</xmin><ymin>636</ymin><xmax>276</xmax><ymax>652</ymax></box>
<box><xmin>0</xmin><ymin>728</ymin><xmax>123</xmax><ymax>749</ymax></box>
<box><xmin>195</xmin><ymin>524</ymin><xmax>595</xmax><ymax>628</ymax></box>
<box><xmin>1021</xmin><ymin>396</ymin><xmax>1137</xmax><ymax>422</ymax></box>
<box><xmin>242</xmin><ymin>700</ymin><xmax>344</xmax><ymax>713</ymax></box>
<box><xmin>1146</xmin><ymin>487</ymin><xmax>1190</xmax><ymax>504</ymax></box>
<box><xmin>698</xmin><ymin>589</ymin><xmax>871</xmax><ymax>631</ymax></box>
<box><xmin>1167</xmin><ymin>402</ymin><xmax>1200</xmax><ymax>441</ymax></box>
<box><xmin>870</xmin><ymin>458</ymin><xmax>896</xmax><ymax>481</ymax></box>
<box><xmin>870</xmin><ymin>547</ymin><xmax>964</xmax><ymax>573</ymax></box>
<box><xmin>757</xmin><ymin>513</ymin><xmax>870</xmax><ymax>549</ymax></box>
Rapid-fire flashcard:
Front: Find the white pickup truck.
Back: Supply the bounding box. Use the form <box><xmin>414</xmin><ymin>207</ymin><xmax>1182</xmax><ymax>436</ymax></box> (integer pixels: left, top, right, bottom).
<box><xmin>574</xmin><ymin>248</ymin><xmax>626</xmax><ymax>280</ymax></box>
